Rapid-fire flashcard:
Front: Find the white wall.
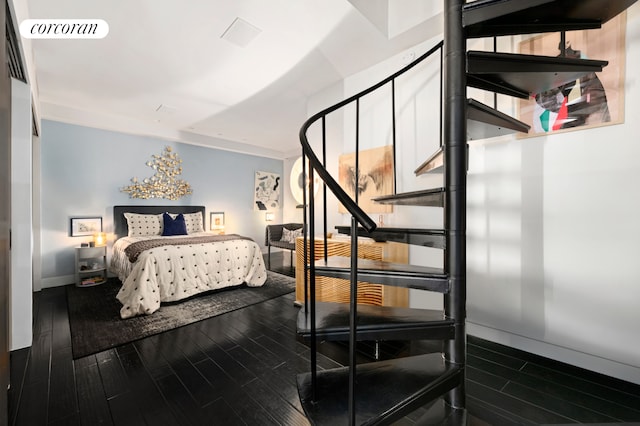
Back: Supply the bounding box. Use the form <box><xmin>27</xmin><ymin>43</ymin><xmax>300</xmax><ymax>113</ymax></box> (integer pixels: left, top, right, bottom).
<box><xmin>10</xmin><ymin>78</ymin><xmax>32</xmax><ymax>350</ymax></box>
<box><xmin>304</xmin><ymin>5</ymin><xmax>640</xmax><ymax>384</ymax></box>
<box><xmin>302</xmin><ymin>80</ymin><xmax>347</xmax><ymax>237</ymax></box>
<box><xmin>32</xmin><ymin>135</ymin><xmax>41</xmax><ymax>292</ymax></box>
<box><xmin>466</xmin><ymin>5</ymin><xmax>640</xmax><ymax>384</ymax></box>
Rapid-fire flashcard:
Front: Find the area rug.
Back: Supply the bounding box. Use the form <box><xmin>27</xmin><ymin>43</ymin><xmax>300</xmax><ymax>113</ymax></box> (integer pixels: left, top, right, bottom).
<box><xmin>67</xmin><ymin>271</ymin><xmax>295</xmax><ymax>359</ymax></box>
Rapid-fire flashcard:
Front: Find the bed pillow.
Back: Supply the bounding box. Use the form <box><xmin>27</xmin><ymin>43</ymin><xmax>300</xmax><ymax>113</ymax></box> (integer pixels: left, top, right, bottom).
<box><xmin>162</xmin><ymin>213</ymin><xmax>188</xmax><ymax>236</ymax></box>
<box><xmin>281</xmin><ymin>227</ymin><xmax>303</xmax><ymax>244</ymax></box>
<box><xmin>166</xmin><ymin>212</ymin><xmax>204</xmax><ymax>234</ymax></box>
<box><xmin>124</xmin><ymin>213</ymin><xmax>163</xmax><ymax>237</ymax></box>
<box><xmin>183</xmin><ymin>212</ymin><xmax>204</xmax><ymax>234</ymax></box>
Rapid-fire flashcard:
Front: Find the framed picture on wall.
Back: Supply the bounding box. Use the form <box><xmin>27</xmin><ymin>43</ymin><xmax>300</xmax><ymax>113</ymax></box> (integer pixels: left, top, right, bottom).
<box><xmin>338</xmin><ymin>145</ymin><xmax>394</xmax><ymax>214</ymax></box>
<box><xmin>70</xmin><ymin>216</ymin><xmax>102</xmax><ymax>237</ymax></box>
<box><xmin>254</xmin><ymin>171</ymin><xmax>281</xmax><ymax>211</ymax></box>
<box><xmin>518</xmin><ymin>13</ymin><xmax>626</xmax><ymax>137</ymax></box>
<box><xmin>210</xmin><ymin>212</ymin><xmax>225</xmax><ymax>232</ymax></box>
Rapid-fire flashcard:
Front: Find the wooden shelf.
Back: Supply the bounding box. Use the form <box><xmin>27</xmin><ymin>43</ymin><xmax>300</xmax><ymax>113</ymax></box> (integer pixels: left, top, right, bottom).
<box><xmin>295</xmin><ymin>237</ymin><xmax>408</xmax><ymax>307</ymax></box>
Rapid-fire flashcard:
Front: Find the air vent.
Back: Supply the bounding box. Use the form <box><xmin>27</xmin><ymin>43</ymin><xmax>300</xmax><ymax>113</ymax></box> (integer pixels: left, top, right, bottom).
<box><xmin>220</xmin><ymin>17</ymin><xmax>261</xmax><ymax>47</ymax></box>
<box><xmin>155</xmin><ymin>104</ymin><xmax>177</xmax><ymax>114</ymax></box>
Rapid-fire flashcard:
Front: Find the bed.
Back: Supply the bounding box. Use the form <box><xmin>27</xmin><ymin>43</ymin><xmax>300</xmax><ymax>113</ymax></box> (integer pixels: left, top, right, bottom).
<box><xmin>110</xmin><ymin>205</ymin><xmax>267</xmax><ymax>318</ymax></box>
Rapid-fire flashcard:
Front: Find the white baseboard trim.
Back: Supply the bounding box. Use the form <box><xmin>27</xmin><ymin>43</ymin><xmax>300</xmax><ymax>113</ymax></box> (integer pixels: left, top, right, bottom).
<box><xmin>467</xmin><ymin>321</ymin><xmax>640</xmax><ymax>386</ymax></box>
<box><xmin>41</xmin><ymin>275</ymin><xmax>74</xmax><ymax>288</ymax></box>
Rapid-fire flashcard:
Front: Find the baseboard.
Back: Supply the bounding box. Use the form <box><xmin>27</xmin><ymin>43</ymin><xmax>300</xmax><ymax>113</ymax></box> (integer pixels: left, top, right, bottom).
<box><xmin>467</xmin><ymin>321</ymin><xmax>640</xmax><ymax>386</ymax></box>
<box><xmin>41</xmin><ymin>274</ymin><xmax>74</xmax><ymax>288</ymax></box>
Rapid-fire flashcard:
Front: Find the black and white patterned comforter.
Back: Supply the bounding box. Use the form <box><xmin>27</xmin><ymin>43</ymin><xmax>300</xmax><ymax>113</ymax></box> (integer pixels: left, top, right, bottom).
<box><xmin>110</xmin><ymin>232</ymin><xmax>267</xmax><ymax>318</ymax></box>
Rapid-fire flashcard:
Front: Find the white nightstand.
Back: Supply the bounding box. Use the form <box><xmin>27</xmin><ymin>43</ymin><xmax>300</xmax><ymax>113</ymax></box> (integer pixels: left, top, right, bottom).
<box><xmin>75</xmin><ymin>245</ymin><xmax>107</xmax><ymax>287</ymax></box>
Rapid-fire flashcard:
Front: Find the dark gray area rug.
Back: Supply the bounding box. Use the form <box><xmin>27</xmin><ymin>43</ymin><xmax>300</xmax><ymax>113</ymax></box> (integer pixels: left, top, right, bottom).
<box><xmin>67</xmin><ymin>271</ymin><xmax>295</xmax><ymax>359</ymax></box>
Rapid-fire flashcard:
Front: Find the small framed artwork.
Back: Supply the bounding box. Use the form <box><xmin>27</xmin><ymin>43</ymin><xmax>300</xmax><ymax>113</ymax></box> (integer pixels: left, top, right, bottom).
<box><xmin>254</xmin><ymin>171</ymin><xmax>280</xmax><ymax>211</ymax></box>
<box><xmin>210</xmin><ymin>212</ymin><xmax>225</xmax><ymax>231</ymax></box>
<box><xmin>70</xmin><ymin>217</ymin><xmax>102</xmax><ymax>237</ymax></box>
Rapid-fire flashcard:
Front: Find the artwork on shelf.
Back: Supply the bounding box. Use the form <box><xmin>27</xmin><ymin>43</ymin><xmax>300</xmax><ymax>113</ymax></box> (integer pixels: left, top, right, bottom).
<box><xmin>120</xmin><ymin>146</ymin><xmax>193</xmax><ymax>200</ymax></box>
<box><xmin>518</xmin><ymin>13</ymin><xmax>626</xmax><ymax>137</ymax></box>
<box><xmin>210</xmin><ymin>212</ymin><xmax>225</xmax><ymax>232</ymax></box>
<box><xmin>338</xmin><ymin>145</ymin><xmax>394</xmax><ymax>214</ymax></box>
<box><xmin>254</xmin><ymin>171</ymin><xmax>280</xmax><ymax>211</ymax></box>
<box><xmin>70</xmin><ymin>217</ymin><xmax>102</xmax><ymax>237</ymax></box>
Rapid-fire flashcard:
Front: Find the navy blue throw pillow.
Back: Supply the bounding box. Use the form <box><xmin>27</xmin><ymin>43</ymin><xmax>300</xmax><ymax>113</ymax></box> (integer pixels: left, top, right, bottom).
<box><xmin>162</xmin><ymin>213</ymin><xmax>188</xmax><ymax>236</ymax></box>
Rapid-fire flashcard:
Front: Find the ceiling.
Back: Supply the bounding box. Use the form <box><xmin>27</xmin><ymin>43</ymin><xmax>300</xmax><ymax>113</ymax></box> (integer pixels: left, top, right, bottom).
<box><xmin>21</xmin><ymin>0</ymin><xmax>443</xmax><ymax>158</ymax></box>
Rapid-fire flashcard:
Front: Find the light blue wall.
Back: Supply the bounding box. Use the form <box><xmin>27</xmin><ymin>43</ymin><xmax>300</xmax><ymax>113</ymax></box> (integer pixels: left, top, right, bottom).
<box><xmin>40</xmin><ymin>120</ymin><xmax>283</xmax><ymax>286</ymax></box>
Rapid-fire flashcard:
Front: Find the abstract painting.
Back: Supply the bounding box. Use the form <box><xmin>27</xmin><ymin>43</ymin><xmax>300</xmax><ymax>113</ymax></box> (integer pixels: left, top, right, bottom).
<box><xmin>338</xmin><ymin>145</ymin><xmax>394</xmax><ymax>214</ymax></box>
<box><xmin>518</xmin><ymin>13</ymin><xmax>626</xmax><ymax>136</ymax></box>
<box><xmin>254</xmin><ymin>171</ymin><xmax>280</xmax><ymax>210</ymax></box>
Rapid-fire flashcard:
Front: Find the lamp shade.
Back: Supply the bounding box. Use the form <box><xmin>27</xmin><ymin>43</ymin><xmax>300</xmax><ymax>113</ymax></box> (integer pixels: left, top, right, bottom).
<box><xmin>93</xmin><ymin>232</ymin><xmax>107</xmax><ymax>247</ymax></box>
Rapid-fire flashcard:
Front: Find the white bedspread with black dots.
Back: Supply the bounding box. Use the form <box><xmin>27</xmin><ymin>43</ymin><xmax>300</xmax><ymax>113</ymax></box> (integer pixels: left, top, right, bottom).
<box><xmin>111</xmin><ymin>233</ymin><xmax>267</xmax><ymax>318</ymax></box>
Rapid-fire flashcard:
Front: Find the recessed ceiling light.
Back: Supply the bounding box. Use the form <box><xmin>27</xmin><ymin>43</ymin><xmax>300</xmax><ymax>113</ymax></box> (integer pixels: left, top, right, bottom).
<box><xmin>221</xmin><ymin>17</ymin><xmax>261</xmax><ymax>47</ymax></box>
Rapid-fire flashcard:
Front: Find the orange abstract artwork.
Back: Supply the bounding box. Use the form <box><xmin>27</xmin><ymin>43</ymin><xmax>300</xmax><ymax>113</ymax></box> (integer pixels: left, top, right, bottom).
<box><xmin>338</xmin><ymin>145</ymin><xmax>394</xmax><ymax>214</ymax></box>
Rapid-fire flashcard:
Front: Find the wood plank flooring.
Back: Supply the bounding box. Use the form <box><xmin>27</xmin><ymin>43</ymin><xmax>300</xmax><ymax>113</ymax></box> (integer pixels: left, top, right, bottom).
<box><xmin>8</xmin><ymin>252</ymin><xmax>640</xmax><ymax>425</ymax></box>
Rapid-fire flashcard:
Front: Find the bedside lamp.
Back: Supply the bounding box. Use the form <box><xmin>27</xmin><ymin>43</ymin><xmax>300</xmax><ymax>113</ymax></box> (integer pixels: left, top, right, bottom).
<box><xmin>265</xmin><ymin>212</ymin><xmax>275</xmax><ymax>222</ymax></box>
<box><xmin>93</xmin><ymin>232</ymin><xmax>107</xmax><ymax>247</ymax></box>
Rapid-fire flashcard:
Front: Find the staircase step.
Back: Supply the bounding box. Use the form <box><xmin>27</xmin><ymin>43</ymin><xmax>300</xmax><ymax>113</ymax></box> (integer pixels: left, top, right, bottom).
<box><xmin>297</xmin><ymin>353</ymin><xmax>463</xmax><ymax>425</ymax></box>
<box><xmin>415</xmin><ymin>99</ymin><xmax>528</xmax><ymax>175</ymax></box>
<box><xmin>464</xmin><ymin>0</ymin><xmax>636</xmax><ymax>38</ymax></box>
<box><xmin>373</xmin><ymin>187</ymin><xmax>444</xmax><ymax>207</ymax></box>
<box><xmin>415</xmin><ymin>146</ymin><xmax>444</xmax><ymax>175</ymax></box>
<box><xmin>467</xmin><ymin>98</ymin><xmax>530</xmax><ymax>140</ymax></box>
<box><xmin>412</xmin><ymin>398</ymin><xmax>468</xmax><ymax>425</ymax></box>
<box><xmin>467</xmin><ymin>51</ymin><xmax>608</xmax><ymax>99</ymax></box>
<box><xmin>297</xmin><ymin>301</ymin><xmax>454</xmax><ymax>341</ymax></box>
<box><xmin>334</xmin><ymin>226</ymin><xmax>446</xmax><ymax>249</ymax></box>
<box><xmin>313</xmin><ymin>256</ymin><xmax>449</xmax><ymax>293</ymax></box>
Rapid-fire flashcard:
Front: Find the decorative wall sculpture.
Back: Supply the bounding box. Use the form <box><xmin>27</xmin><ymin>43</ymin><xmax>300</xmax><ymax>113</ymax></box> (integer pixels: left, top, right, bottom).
<box><xmin>121</xmin><ymin>146</ymin><xmax>192</xmax><ymax>200</ymax></box>
<box><xmin>254</xmin><ymin>171</ymin><xmax>280</xmax><ymax>210</ymax></box>
<box><xmin>289</xmin><ymin>156</ymin><xmax>320</xmax><ymax>206</ymax></box>
<box><xmin>338</xmin><ymin>145</ymin><xmax>394</xmax><ymax>214</ymax></box>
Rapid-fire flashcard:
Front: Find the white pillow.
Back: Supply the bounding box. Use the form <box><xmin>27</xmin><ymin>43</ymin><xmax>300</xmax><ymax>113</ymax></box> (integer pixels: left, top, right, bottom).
<box><xmin>167</xmin><ymin>212</ymin><xmax>204</xmax><ymax>234</ymax></box>
<box><xmin>124</xmin><ymin>213</ymin><xmax>163</xmax><ymax>237</ymax></box>
<box><xmin>183</xmin><ymin>212</ymin><xmax>204</xmax><ymax>233</ymax></box>
<box><xmin>281</xmin><ymin>227</ymin><xmax>303</xmax><ymax>244</ymax></box>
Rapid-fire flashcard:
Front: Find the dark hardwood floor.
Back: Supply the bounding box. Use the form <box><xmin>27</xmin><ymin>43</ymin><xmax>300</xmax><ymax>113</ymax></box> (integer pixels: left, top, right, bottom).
<box><xmin>7</xmin><ymin>252</ymin><xmax>640</xmax><ymax>425</ymax></box>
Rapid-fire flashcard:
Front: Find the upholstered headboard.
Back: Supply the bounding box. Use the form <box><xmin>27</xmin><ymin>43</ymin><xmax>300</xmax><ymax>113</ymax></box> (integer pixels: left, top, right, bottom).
<box><xmin>113</xmin><ymin>205</ymin><xmax>206</xmax><ymax>239</ymax></box>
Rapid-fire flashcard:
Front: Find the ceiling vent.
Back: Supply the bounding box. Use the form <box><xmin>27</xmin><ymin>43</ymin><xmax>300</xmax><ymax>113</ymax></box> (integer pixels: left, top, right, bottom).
<box><xmin>220</xmin><ymin>17</ymin><xmax>261</xmax><ymax>47</ymax></box>
<box><xmin>155</xmin><ymin>104</ymin><xmax>177</xmax><ymax>114</ymax></box>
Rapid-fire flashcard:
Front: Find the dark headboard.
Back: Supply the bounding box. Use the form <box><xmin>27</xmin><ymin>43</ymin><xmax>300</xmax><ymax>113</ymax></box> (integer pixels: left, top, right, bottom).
<box><xmin>113</xmin><ymin>205</ymin><xmax>206</xmax><ymax>239</ymax></box>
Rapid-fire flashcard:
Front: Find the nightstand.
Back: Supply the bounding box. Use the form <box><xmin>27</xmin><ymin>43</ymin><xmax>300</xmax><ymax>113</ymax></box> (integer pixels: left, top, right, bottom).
<box><xmin>75</xmin><ymin>245</ymin><xmax>107</xmax><ymax>287</ymax></box>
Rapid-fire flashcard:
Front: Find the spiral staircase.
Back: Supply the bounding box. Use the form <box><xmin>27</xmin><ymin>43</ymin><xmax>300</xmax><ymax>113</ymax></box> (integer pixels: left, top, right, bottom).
<box><xmin>295</xmin><ymin>1</ymin><xmax>636</xmax><ymax>424</ymax></box>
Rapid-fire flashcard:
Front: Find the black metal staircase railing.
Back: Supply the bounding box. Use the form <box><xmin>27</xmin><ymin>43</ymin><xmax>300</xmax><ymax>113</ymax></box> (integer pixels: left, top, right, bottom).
<box><xmin>298</xmin><ymin>38</ymin><xmax>444</xmax><ymax>232</ymax></box>
<box><xmin>297</xmin><ymin>35</ymin><xmax>456</xmax><ymax>425</ymax></box>
<box><xmin>298</xmin><ymin>40</ymin><xmax>448</xmax><ymax>324</ymax></box>
<box><xmin>295</xmin><ymin>0</ymin><xmax>636</xmax><ymax>423</ymax></box>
